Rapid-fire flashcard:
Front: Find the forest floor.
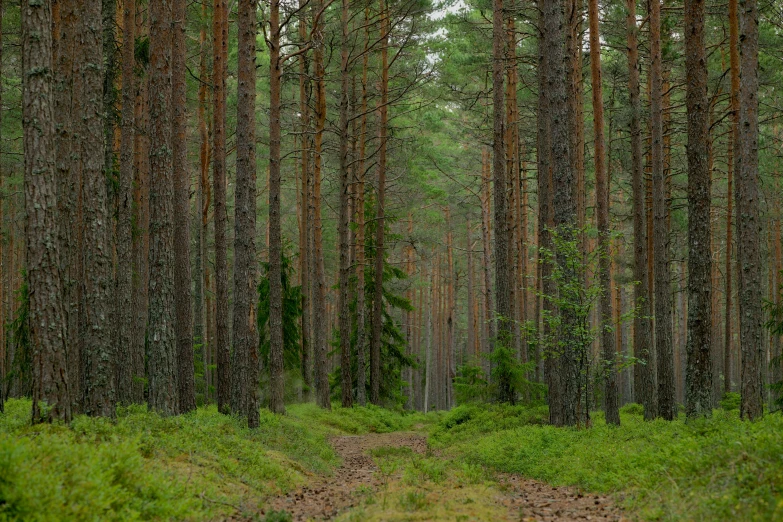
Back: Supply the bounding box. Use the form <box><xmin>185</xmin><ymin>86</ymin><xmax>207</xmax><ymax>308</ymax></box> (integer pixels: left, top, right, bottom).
<box><xmin>263</xmin><ymin>430</ymin><xmax>626</xmax><ymax>521</ymax></box>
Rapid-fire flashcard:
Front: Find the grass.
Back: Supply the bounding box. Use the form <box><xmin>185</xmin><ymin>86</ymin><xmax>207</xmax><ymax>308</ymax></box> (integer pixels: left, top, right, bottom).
<box><xmin>429</xmin><ymin>401</ymin><xmax>783</xmax><ymax>521</ymax></box>
<box><xmin>0</xmin><ymin>398</ymin><xmax>429</xmax><ymax>521</ymax></box>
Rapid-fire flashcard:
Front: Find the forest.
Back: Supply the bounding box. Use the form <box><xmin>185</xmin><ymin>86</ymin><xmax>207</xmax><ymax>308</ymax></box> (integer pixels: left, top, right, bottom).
<box><xmin>1</xmin><ymin>0</ymin><xmax>783</xmax><ymax>516</ymax></box>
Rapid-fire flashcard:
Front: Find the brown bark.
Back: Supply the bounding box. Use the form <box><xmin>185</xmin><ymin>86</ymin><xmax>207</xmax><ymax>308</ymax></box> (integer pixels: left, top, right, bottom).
<box><xmin>480</xmin><ymin>147</ymin><xmax>494</xmax><ymax>378</ymax></box>
<box><xmin>737</xmin><ymin>0</ymin><xmax>763</xmax><ymax>420</ymax></box>
<box><xmin>684</xmin><ymin>0</ymin><xmax>713</xmax><ymax>417</ymax></box>
<box><xmin>492</xmin><ymin>0</ymin><xmax>512</xmax><ymax>403</ymax></box>
<box><xmin>337</xmin><ymin>0</ymin><xmax>353</xmax><ymax>408</ymax></box>
<box><xmin>369</xmin><ymin>0</ymin><xmax>389</xmax><ymax>405</ymax></box>
<box><xmin>650</xmin><ymin>0</ymin><xmax>675</xmax><ymax>421</ymax></box>
<box><xmin>445</xmin><ymin>207</ymin><xmax>455</xmax><ymax>407</ymax></box>
<box><xmin>725</xmin><ymin>0</ymin><xmax>739</xmax><ymax>395</ymax></box>
<box><xmin>312</xmin><ymin>0</ymin><xmax>331</xmax><ymax>409</ymax></box>
<box><xmin>80</xmin><ymin>0</ymin><xmax>115</xmax><ymax>417</ymax></box>
<box><xmin>172</xmin><ymin>0</ymin><xmax>195</xmax><ymax>414</ymax></box>
<box><xmin>116</xmin><ymin>0</ymin><xmax>135</xmax><ymax>405</ymax></box>
<box><xmin>213</xmin><ymin>0</ymin><xmax>230</xmax><ymax>414</ymax></box>
<box><xmin>268</xmin><ymin>0</ymin><xmax>286</xmax><ymax>415</ymax></box>
<box><xmin>195</xmin><ymin>0</ymin><xmax>209</xmax><ymax>403</ymax></box>
<box><xmin>147</xmin><ymin>0</ymin><xmax>178</xmax><ymax>415</ymax></box>
<box><xmin>588</xmin><ymin>0</ymin><xmax>618</xmax><ymax>425</ymax></box>
<box><xmin>234</xmin><ymin>0</ymin><xmax>261</xmax><ymax>422</ymax></box>
<box><xmin>24</xmin><ymin>0</ymin><xmax>72</xmax><ymax>422</ymax></box>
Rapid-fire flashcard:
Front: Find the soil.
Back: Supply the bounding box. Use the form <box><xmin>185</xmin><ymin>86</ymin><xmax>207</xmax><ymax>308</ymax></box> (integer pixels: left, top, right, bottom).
<box><xmin>262</xmin><ymin>432</ymin><xmax>627</xmax><ymax>521</ymax></box>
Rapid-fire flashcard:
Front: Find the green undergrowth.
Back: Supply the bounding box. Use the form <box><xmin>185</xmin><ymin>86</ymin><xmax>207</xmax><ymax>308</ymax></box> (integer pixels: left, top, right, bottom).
<box><xmin>0</xmin><ymin>399</ymin><xmax>430</xmax><ymax>521</ymax></box>
<box><xmin>430</xmin><ymin>402</ymin><xmax>783</xmax><ymax>521</ymax></box>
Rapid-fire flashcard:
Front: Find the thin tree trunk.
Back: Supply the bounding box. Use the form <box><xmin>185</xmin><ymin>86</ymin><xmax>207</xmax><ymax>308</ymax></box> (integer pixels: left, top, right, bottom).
<box><xmin>337</xmin><ymin>0</ymin><xmax>353</xmax><ymax>408</ymax></box>
<box><xmin>23</xmin><ymin>0</ymin><xmax>72</xmax><ymax>422</ymax></box>
<box><xmin>588</xmin><ymin>0</ymin><xmax>618</xmax><ymax>425</ymax></box>
<box><xmin>725</xmin><ymin>0</ymin><xmax>739</xmax><ymax>395</ymax></box>
<box><xmin>298</xmin><ymin>0</ymin><xmax>312</xmax><ymax>401</ymax></box>
<box><xmin>370</xmin><ymin>0</ymin><xmax>389</xmax><ymax>405</ymax></box>
<box><xmin>173</xmin><ymin>0</ymin><xmax>195</xmax><ymax>414</ymax></box>
<box><xmin>684</xmin><ymin>0</ymin><xmax>712</xmax><ymax>417</ymax></box>
<box><xmin>650</xmin><ymin>0</ymin><xmax>675</xmax><ymax>421</ymax></box>
<box><xmin>737</xmin><ymin>0</ymin><xmax>763</xmax><ymax>420</ymax></box>
<box><xmin>213</xmin><ymin>0</ymin><xmax>230</xmax><ymax>414</ymax></box>
<box><xmin>312</xmin><ymin>0</ymin><xmax>331</xmax><ymax>409</ymax></box>
<box><xmin>195</xmin><ymin>0</ymin><xmax>209</xmax><ymax>403</ymax></box>
<box><xmin>268</xmin><ymin>0</ymin><xmax>286</xmax><ymax>415</ymax></box>
<box><xmin>481</xmin><ymin>147</ymin><xmax>494</xmax><ymax>379</ymax></box>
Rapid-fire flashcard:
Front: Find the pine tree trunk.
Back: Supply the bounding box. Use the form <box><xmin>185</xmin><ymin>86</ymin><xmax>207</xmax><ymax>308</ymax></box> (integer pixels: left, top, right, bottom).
<box><xmin>267</xmin><ymin>0</ymin><xmax>286</xmax><ymax>415</ymax></box>
<box><xmin>370</xmin><ymin>0</ymin><xmax>389</xmax><ymax>405</ymax></box>
<box><xmin>337</xmin><ymin>0</ymin><xmax>353</xmax><ymax>408</ymax></box>
<box><xmin>213</xmin><ymin>0</ymin><xmax>230</xmax><ymax>414</ymax></box>
<box><xmin>725</xmin><ymin>0</ymin><xmax>739</xmax><ymax>395</ymax></box>
<box><xmin>23</xmin><ymin>0</ymin><xmax>72</xmax><ymax>422</ymax></box>
<box><xmin>172</xmin><ymin>0</ymin><xmax>195</xmax><ymax>414</ymax></box>
<box><xmin>737</xmin><ymin>0</ymin><xmax>763</xmax><ymax>420</ymax></box>
<box><xmin>312</xmin><ymin>0</ymin><xmax>331</xmax><ymax>409</ymax></box>
<box><xmin>684</xmin><ymin>0</ymin><xmax>713</xmax><ymax>417</ymax></box>
<box><xmin>234</xmin><ymin>0</ymin><xmax>261</xmax><ymax>422</ymax></box>
<box><xmin>147</xmin><ymin>0</ymin><xmax>178</xmax><ymax>415</ymax></box>
<box><xmin>116</xmin><ymin>0</ymin><xmax>135</xmax><ymax>405</ymax></box>
<box><xmin>650</xmin><ymin>0</ymin><xmax>675</xmax><ymax>421</ymax></box>
<box><xmin>589</xmin><ymin>0</ymin><xmax>618</xmax><ymax>425</ymax></box>
<box><xmin>481</xmin><ymin>147</ymin><xmax>494</xmax><ymax>379</ymax></box>
<box><xmin>81</xmin><ymin>0</ymin><xmax>115</xmax><ymax>417</ymax></box>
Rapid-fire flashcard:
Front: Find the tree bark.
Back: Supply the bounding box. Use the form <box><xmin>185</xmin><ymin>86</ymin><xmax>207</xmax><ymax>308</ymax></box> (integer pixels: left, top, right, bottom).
<box><xmin>268</xmin><ymin>0</ymin><xmax>286</xmax><ymax>415</ymax></box>
<box><xmin>80</xmin><ymin>0</ymin><xmax>115</xmax><ymax>417</ymax></box>
<box><xmin>172</xmin><ymin>0</ymin><xmax>195</xmax><ymax>414</ymax></box>
<box><xmin>370</xmin><ymin>0</ymin><xmax>389</xmax><ymax>405</ymax></box>
<box><xmin>737</xmin><ymin>0</ymin><xmax>763</xmax><ymax>420</ymax></box>
<box><xmin>23</xmin><ymin>0</ymin><xmax>72</xmax><ymax>422</ymax></box>
<box><xmin>725</xmin><ymin>0</ymin><xmax>739</xmax><ymax>395</ymax></box>
<box><xmin>147</xmin><ymin>0</ymin><xmax>178</xmax><ymax>415</ymax></box>
<box><xmin>355</xmin><ymin>18</ymin><xmax>369</xmax><ymax>405</ymax></box>
<box><xmin>588</xmin><ymin>0</ymin><xmax>618</xmax><ymax>425</ymax></box>
<box><xmin>650</xmin><ymin>0</ymin><xmax>675</xmax><ymax>421</ymax></box>
<box><xmin>684</xmin><ymin>0</ymin><xmax>713</xmax><ymax>417</ymax></box>
<box><xmin>116</xmin><ymin>0</ymin><xmax>135</xmax><ymax>405</ymax></box>
<box><xmin>337</xmin><ymin>0</ymin><xmax>353</xmax><ymax>408</ymax></box>
<box><xmin>213</xmin><ymin>0</ymin><xmax>230</xmax><ymax>414</ymax></box>
<box><xmin>234</xmin><ymin>0</ymin><xmax>261</xmax><ymax>422</ymax></box>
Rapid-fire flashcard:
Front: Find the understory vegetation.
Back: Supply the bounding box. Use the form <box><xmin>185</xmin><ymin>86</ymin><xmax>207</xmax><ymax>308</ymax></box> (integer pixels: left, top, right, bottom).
<box><xmin>0</xmin><ymin>399</ymin><xmax>429</xmax><ymax>521</ymax></box>
<box><xmin>430</xmin><ymin>399</ymin><xmax>783</xmax><ymax>521</ymax></box>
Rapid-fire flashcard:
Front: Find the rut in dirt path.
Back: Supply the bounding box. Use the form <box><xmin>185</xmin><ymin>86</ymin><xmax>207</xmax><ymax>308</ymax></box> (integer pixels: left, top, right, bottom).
<box><xmin>263</xmin><ymin>432</ymin><xmax>427</xmax><ymax>521</ymax></box>
<box><xmin>262</xmin><ymin>432</ymin><xmax>627</xmax><ymax>521</ymax></box>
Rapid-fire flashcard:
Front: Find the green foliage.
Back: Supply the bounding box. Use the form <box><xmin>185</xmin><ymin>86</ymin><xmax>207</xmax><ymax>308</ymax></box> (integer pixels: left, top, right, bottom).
<box><xmin>258</xmin><ymin>250</ymin><xmax>303</xmax><ymax>371</ymax></box>
<box><xmin>719</xmin><ymin>392</ymin><xmax>741</xmax><ymax>412</ymax></box>
<box><xmin>431</xmin><ymin>404</ymin><xmax>783</xmax><ymax>520</ymax></box>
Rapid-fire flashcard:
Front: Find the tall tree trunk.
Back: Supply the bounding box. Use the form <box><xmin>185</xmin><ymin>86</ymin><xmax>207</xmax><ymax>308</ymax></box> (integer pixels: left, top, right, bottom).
<box><xmin>131</xmin><ymin>9</ymin><xmax>150</xmax><ymax>405</ymax></box>
<box><xmin>684</xmin><ymin>0</ymin><xmax>712</xmax><ymax>417</ymax></box>
<box><xmin>147</xmin><ymin>0</ymin><xmax>178</xmax><ymax>415</ymax></box>
<box><xmin>492</xmin><ymin>0</ymin><xmax>513</xmax><ymax>404</ymax></box>
<box><xmin>445</xmin><ymin>207</ymin><xmax>456</xmax><ymax>407</ymax></box>
<box><xmin>116</xmin><ymin>0</ymin><xmax>135</xmax><ymax>405</ymax></box>
<box><xmin>172</xmin><ymin>0</ymin><xmax>195</xmax><ymax>414</ymax></box>
<box><xmin>650</xmin><ymin>0</ymin><xmax>674</xmax><ymax>421</ymax></box>
<box><xmin>467</xmin><ymin>223</ymin><xmax>475</xmax><ymax>366</ymax></box>
<box><xmin>298</xmin><ymin>0</ymin><xmax>313</xmax><ymax>401</ymax></box>
<box><xmin>80</xmin><ymin>0</ymin><xmax>115</xmax><ymax>417</ymax></box>
<box><xmin>53</xmin><ymin>0</ymin><xmax>82</xmax><ymax>412</ymax></box>
<box><xmin>268</xmin><ymin>0</ymin><xmax>286</xmax><ymax>415</ymax></box>
<box><xmin>213</xmin><ymin>0</ymin><xmax>230</xmax><ymax>414</ymax></box>
<box><xmin>480</xmin><ymin>147</ymin><xmax>494</xmax><ymax>379</ymax></box>
<box><xmin>337</xmin><ymin>0</ymin><xmax>353</xmax><ymax>408</ymax></box>
<box><xmin>588</xmin><ymin>0</ymin><xmax>618</xmax><ymax>425</ymax></box>
<box><xmin>23</xmin><ymin>0</ymin><xmax>72</xmax><ymax>422</ymax></box>
<box><xmin>312</xmin><ymin>0</ymin><xmax>331</xmax><ymax>409</ymax></box>
<box><xmin>370</xmin><ymin>0</ymin><xmax>389</xmax><ymax>405</ymax></box>
<box><xmin>234</xmin><ymin>0</ymin><xmax>261</xmax><ymax>422</ymax></box>
<box><xmin>737</xmin><ymin>0</ymin><xmax>762</xmax><ymax>420</ymax></box>
<box><xmin>355</xmin><ymin>20</ymin><xmax>369</xmax><ymax>404</ymax></box>
<box><xmin>194</xmin><ymin>0</ymin><xmax>209</xmax><ymax>403</ymax></box>
<box><xmin>725</xmin><ymin>0</ymin><xmax>739</xmax><ymax>395</ymax></box>
<box><xmin>544</xmin><ymin>0</ymin><xmax>580</xmax><ymax>426</ymax></box>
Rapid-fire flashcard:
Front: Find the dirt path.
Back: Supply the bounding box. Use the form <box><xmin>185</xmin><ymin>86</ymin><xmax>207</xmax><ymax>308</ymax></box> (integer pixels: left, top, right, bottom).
<box><xmin>263</xmin><ymin>432</ymin><xmax>626</xmax><ymax>521</ymax></box>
